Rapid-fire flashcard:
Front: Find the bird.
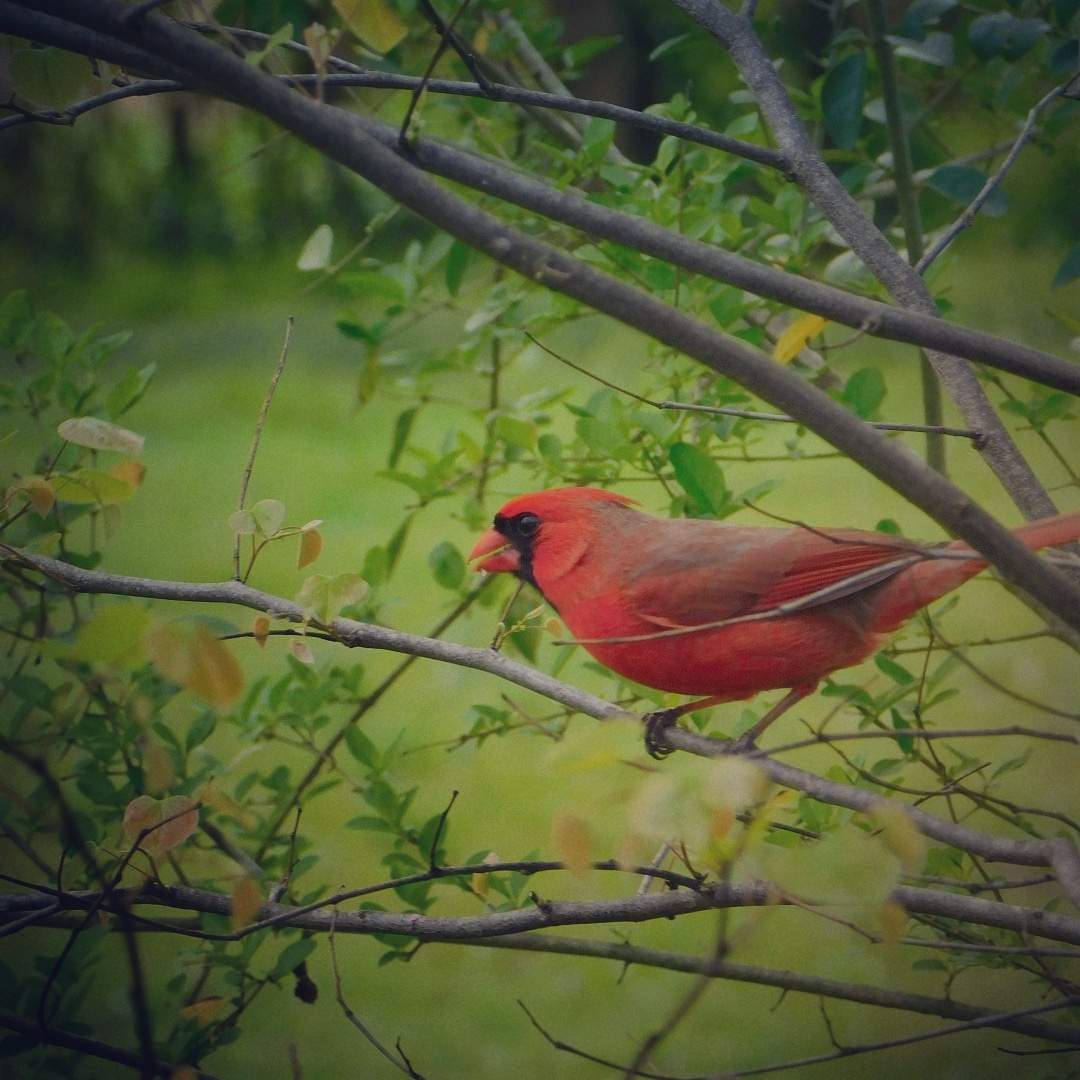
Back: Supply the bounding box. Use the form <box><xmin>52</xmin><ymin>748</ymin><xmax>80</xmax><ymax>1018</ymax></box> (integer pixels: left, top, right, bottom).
<box><xmin>469</xmin><ymin>487</ymin><xmax>1080</xmax><ymax>755</ymax></box>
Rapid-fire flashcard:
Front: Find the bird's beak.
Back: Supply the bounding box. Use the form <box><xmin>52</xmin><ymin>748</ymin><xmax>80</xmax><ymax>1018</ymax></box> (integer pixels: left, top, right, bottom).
<box><xmin>469</xmin><ymin>528</ymin><xmax>520</xmax><ymax>574</ymax></box>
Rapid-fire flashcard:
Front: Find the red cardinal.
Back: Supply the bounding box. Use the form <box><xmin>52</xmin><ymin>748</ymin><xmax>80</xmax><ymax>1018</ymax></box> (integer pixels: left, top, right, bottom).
<box><xmin>469</xmin><ymin>487</ymin><xmax>1080</xmax><ymax>753</ymax></box>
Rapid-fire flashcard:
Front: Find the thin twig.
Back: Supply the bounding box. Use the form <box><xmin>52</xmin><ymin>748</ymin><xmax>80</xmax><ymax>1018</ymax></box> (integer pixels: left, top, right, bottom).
<box><xmin>524</xmin><ymin>332</ymin><xmax>982</xmax><ymax>440</ymax></box>
<box><xmin>233</xmin><ymin>317</ymin><xmax>293</xmax><ymax>580</ymax></box>
<box><xmin>329</xmin><ymin>910</ymin><xmax>426</xmax><ymax>1078</ymax></box>
<box><xmin>917</xmin><ymin>79</ymin><xmax>1077</xmax><ymax>273</ymax></box>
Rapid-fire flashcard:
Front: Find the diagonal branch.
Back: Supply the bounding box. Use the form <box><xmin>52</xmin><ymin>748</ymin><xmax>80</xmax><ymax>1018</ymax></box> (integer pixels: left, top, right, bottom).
<box><xmin>667</xmin><ymin>0</ymin><xmax>1063</xmax><ymax>521</ymax></box>
<box><xmin>6</xmin><ymin>545</ymin><xmax>1080</xmax><ymax>887</ymax></box>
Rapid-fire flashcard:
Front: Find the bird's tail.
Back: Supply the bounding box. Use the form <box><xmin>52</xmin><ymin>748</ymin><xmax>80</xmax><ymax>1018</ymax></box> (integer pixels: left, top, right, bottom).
<box><xmin>869</xmin><ymin>510</ymin><xmax>1080</xmax><ymax>632</ymax></box>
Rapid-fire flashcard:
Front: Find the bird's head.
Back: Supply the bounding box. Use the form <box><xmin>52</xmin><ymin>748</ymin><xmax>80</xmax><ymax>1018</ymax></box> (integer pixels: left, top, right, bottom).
<box><xmin>469</xmin><ymin>487</ymin><xmax>638</xmax><ymax>589</ymax></box>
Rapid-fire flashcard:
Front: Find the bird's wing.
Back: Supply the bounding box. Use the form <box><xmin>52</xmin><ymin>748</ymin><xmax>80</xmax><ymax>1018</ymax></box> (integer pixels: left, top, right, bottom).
<box><xmin>622</xmin><ymin>524</ymin><xmax>923</xmax><ymax>630</ymax></box>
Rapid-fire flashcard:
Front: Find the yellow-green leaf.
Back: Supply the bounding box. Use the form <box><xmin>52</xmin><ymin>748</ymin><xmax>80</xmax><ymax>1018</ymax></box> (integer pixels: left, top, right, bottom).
<box><xmin>295</xmin><ymin>572</ymin><xmax>369</xmax><ymax>622</ymax></box>
<box><xmin>52</xmin><ymin>469</ymin><xmax>134</xmax><ymax>505</ymax></box>
<box><xmin>333</xmin><ymin>0</ymin><xmax>407</xmax><ymax>53</ymax></box>
<box><xmin>74</xmin><ymin>604</ymin><xmax>151</xmax><ymax>668</ymax></box>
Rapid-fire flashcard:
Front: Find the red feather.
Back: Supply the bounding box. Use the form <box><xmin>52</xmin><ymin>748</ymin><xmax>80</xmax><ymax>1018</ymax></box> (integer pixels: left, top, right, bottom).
<box><xmin>470</xmin><ymin>488</ymin><xmax>1080</xmax><ymax>736</ymax></box>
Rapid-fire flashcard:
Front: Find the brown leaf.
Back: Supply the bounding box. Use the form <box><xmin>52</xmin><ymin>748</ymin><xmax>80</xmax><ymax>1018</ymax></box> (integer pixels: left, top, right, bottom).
<box><xmin>122</xmin><ymin>795</ymin><xmax>199</xmax><ymax>857</ymax></box>
<box><xmin>297</xmin><ymin>527</ymin><xmax>322</xmax><ymax>570</ymax></box>
<box><xmin>231</xmin><ymin>876</ymin><xmax>263</xmax><ymax>931</ymax></box>
<box><xmin>553</xmin><ymin>813</ymin><xmax>593</xmax><ymax>879</ymax></box>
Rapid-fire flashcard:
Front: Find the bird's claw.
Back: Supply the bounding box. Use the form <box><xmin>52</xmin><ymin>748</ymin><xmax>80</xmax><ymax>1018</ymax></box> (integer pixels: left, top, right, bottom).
<box><xmin>726</xmin><ymin>731</ymin><xmax>759</xmax><ymax>754</ymax></box>
<box><xmin>643</xmin><ymin>708</ymin><xmax>681</xmax><ymax>759</ymax></box>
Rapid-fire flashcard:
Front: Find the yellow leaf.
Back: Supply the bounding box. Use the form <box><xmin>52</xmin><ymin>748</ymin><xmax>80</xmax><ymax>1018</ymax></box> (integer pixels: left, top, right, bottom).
<box><xmin>232</xmin><ymin>876</ymin><xmax>263</xmax><ymax>931</ymax></box>
<box><xmin>333</xmin><ymin>0</ymin><xmax>407</xmax><ymax>53</ymax></box>
<box><xmin>179</xmin><ymin>997</ymin><xmax>226</xmax><ymax>1027</ymax></box>
<box><xmin>878</xmin><ymin>899</ymin><xmax>909</xmax><ymax>947</ymax></box>
<box><xmin>773</xmin><ymin>314</ymin><xmax>828</xmax><ymax>364</ymax></box>
<box><xmin>297</xmin><ymin>527</ymin><xmax>323</xmax><ymax>570</ymax></box>
<box><xmin>110</xmin><ymin>459</ymin><xmax>146</xmax><ymax>489</ymax></box>
<box><xmin>553</xmin><ymin>813</ymin><xmax>593</xmax><ymax>879</ymax></box>
<box><xmin>145</xmin><ymin>622</ymin><xmax>243</xmax><ymax>707</ymax></box>
<box><xmin>252</xmin><ymin>615</ymin><xmax>270</xmax><ymax>648</ymax></box>
<box><xmin>471</xmin><ymin>851</ymin><xmax>502</xmax><ymax>897</ymax></box>
<box><xmin>141</xmin><ymin>735</ymin><xmax>176</xmax><ymax>795</ymax></box>
<box><xmin>872</xmin><ymin>802</ymin><xmax>925</xmax><ymax>875</ymax></box>
<box><xmin>22</xmin><ymin>477</ymin><xmax>55</xmax><ymax>516</ymax></box>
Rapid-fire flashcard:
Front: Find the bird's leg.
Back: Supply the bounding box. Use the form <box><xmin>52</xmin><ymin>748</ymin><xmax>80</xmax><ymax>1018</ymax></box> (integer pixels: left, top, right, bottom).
<box><xmin>729</xmin><ymin>685</ymin><xmax>812</xmax><ymax>751</ymax></box>
<box><xmin>645</xmin><ymin>685</ymin><xmax>814</xmax><ymax>758</ymax></box>
<box><xmin>643</xmin><ymin>696</ymin><xmax>726</xmax><ymax>759</ymax></box>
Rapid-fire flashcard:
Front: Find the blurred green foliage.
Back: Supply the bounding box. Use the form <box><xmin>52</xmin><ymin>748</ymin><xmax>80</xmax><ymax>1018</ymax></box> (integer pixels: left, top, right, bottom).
<box><xmin>3</xmin><ymin>0</ymin><xmax>1080</xmax><ymax>1076</ymax></box>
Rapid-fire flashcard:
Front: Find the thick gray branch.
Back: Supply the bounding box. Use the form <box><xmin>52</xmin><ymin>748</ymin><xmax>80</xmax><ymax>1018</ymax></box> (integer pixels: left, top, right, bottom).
<box><xmin>668</xmin><ymin>0</ymin><xmax>1062</xmax><ymax>519</ymax></box>
<box><xmin>13</xmin><ymin>2</ymin><xmax>1080</xmax><ymax>632</ymax></box>
<box><xmin>8</xmin><ymin>546</ymin><xmax>1080</xmax><ymax>891</ymax></box>
<box><xmin>3</xmin><ymin>882</ymin><xmax>1080</xmax><ymax>1044</ymax></box>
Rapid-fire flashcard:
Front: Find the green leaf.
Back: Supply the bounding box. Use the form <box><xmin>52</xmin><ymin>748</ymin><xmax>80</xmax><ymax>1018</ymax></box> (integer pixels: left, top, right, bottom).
<box><xmin>53</xmin><ymin>469</ymin><xmax>134</xmax><ymax>504</ymax></box>
<box><xmin>9</xmin><ymin>45</ymin><xmax>90</xmax><ymax>109</ymax></box>
<box><xmin>269</xmin><ymin>938</ymin><xmax>316</xmax><ymax>981</ymax></box>
<box><xmin>0</xmin><ymin>290</ymin><xmax>35</xmax><ymax>351</ymax></box>
<box><xmin>344</xmin><ymin>725</ymin><xmax>380</xmax><ymax>770</ymax></box>
<box><xmin>669</xmin><ymin>441</ymin><xmax>728</xmax><ymax>515</ymax></box>
<box><xmin>428</xmin><ymin>540</ymin><xmax>466</xmax><ymax>590</ymax></box>
<box><xmin>31</xmin><ymin>311</ymin><xmax>74</xmax><ymax>365</ymax></box>
<box><xmin>874</xmin><ymin>653</ymin><xmax>914</xmax><ymax>685</ymax></box>
<box><xmin>388</xmin><ymin>407</ymin><xmax>417</xmax><ymax>469</ymax></box>
<box><xmin>821</xmin><ymin>52</ymin><xmax>866</xmax><ymax>150</ymax></box>
<box><xmin>894</xmin><ymin>0</ymin><xmax>957</xmax><ymax>41</ymax></box>
<box><xmin>494</xmin><ymin>415</ymin><xmax>535</xmax><ymax>452</ymax></box>
<box><xmin>1052</xmin><ymin>243</ymin><xmax>1080</xmax><ymax>289</ymax></box>
<box><xmin>445</xmin><ymin>240</ymin><xmax>470</xmax><ymax>296</ymax></box>
<box><xmin>926</xmin><ymin>165</ymin><xmax>1008</xmax><ymax>218</ymax></box>
<box><xmin>537</xmin><ymin>432</ymin><xmax>562</xmax><ymax>466</ymax></box>
<box><xmin>73</xmin><ymin>605</ymin><xmax>150</xmax><ymax>667</ymax></box>
<box><xmin>969</xmin><ymin>12</ymin><xmax>1049</xmax><ymax>61</ymax></box>
<box><xmin>840</xmin><ymin>366</ymin><xmax>886</xmax><ymax>419</ymax></box>
<box><xmin>106</xmin><ymin>363</ymin><xmax>156</xmax><ymax>419</ymax></box>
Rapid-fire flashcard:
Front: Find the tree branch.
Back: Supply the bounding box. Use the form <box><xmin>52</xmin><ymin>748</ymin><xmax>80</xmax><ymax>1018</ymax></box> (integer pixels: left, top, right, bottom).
<box><xmin>12</xmin><ymin>2</ymin><xmax>1080</xmax><ymax>634</ymax></box>
<box><xmin>4</xmin><ymin>882</ymin><xmax>1080</xmax><ymax>1044</ymax></box>
<box><xmin>668</xmin><ymin>0</ymin><xmax>1063</xmax><ymax>520</ymax></box>
<box><xmin>6</xmin><ymin>546</ymin><xmax>1080</xmax><ymax>891</ymax></box>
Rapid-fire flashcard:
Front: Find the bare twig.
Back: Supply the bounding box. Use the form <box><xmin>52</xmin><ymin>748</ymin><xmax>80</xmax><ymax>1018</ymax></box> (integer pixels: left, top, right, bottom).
<box><xmin>329</xmin><ymin>911</ymin><xmax>426</xmax><ymax>1078</ymax></box>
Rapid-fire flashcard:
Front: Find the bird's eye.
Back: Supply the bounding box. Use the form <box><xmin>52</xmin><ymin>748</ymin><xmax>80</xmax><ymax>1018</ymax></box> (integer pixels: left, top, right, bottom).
<box><xmin>513</xmin><ymin>512</ymin><xmax>541</xmax><ymax>538</ymax></box>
